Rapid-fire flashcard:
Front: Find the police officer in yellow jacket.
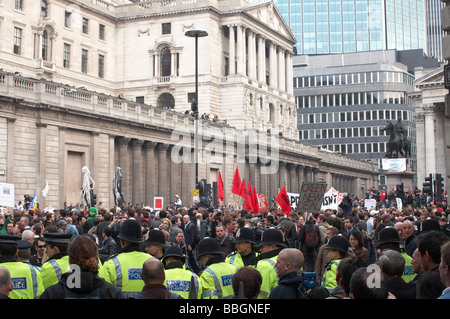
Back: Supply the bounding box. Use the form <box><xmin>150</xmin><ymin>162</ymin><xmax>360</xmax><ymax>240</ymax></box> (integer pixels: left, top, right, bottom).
<box><xmin>162</xmin><ymin>245</ymin><xmax>202</xmax><ymax>299</ymax></box>
<box><xmin>255</xmin><ymin>228</ymin><xmax>286</xmax><ymax>299</ymax></box>
<box><xmin>226</xmin><ymin>227</ymin><xmax>258</xmax><ymax>268</ymax></box>
<box><xmin>40</xmin><ymin>232</ymin><xmax>72</xmax><ymax>290</ymax></box>
<box><xmin>321</xmin><ymin>235</ymin><xmax>348</xmax><ymax>292</ymax></box>
<box><xmin>0</xmin><ymin>234</ymin><xmax>43</xmax><ymax>299</ymax></box>
<box><xmin>197</xmin><ymin>237</ymin><xmax>238</xmax><ymax>299</ymax></box>
<box><xmin>99</xmin><ymin>219</ymin><xmax>153</xmax><ymax>298</ymax></box>
<box><xmin>377</xmin><ymin>227</ymin><xmax>415</xmax><ymax>283</ymax></box>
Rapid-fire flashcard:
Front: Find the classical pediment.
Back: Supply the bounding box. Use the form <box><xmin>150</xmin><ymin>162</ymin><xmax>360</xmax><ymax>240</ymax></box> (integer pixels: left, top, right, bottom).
<box><xmin>414</xmin><ymin>66</ymin><xmax>444</xmax><ymax>88</ymax></box>
<box><xmin>242</xmin><ymin>1</ymin><xmax>296</xmax><ymax>44</ymax></box>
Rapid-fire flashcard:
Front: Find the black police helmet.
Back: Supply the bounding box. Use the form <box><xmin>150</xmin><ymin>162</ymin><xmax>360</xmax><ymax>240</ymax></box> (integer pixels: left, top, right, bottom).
<box><xmin>197</xmin><ymin>238</ymin><xmax>224</xmax><ymax>257</ymax></box>
<box><xmin>377</xmin><ymin>227</ymin><xmax>401</xmax><ymax>246</ymax></box>
<box><xmin>325</xmin><ymin>235</ymin><xmax>349</xmax><ymax>254</ymax></box>
<box><xmin>118</xmin><ymin>219</ymin><xmax>144</xmax><ymax>244</ymax></box>
<box><xmin>143</xmin><ymin>229</ymin><xmax>168</xmax><ymax>248</ymax></box>
<box><xmin>259</xmin><ymin>228</ymin><xmax>286</xmax><ymax>247</ymax></box>
<box><xmin>234</xmin><ymin>227</ymin><xmax>256</xmax><ymax>245</ymax></box>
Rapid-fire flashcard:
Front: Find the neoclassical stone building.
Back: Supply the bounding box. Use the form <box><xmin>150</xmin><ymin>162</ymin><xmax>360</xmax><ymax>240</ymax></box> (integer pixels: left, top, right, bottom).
<box><xmin>410</xmin><ymin>66</ymin><xmax>448</xmax><ymax>189</ymax></box>
<box><xmin>0</xmin><ymin>0</ymin><xmax>378</xmax><ymax>209</ymax></box>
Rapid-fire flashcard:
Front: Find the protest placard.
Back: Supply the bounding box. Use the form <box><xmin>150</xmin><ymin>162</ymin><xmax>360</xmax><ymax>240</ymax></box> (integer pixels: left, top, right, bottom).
<box><xmin>154</xmin><ymin>197</ymin><xmax>164</xmax><ymax>210</ymax></box>
<box><xmin>297</xmin><ymin>181</ymin><xmax>327</xmax><ymax>213</ymax></box>
<box><xmin>0</xmin><ymin>183</ymin><xmax>14</xmax><ymax>208</ymax></box>
<box><xmin>321</xmin><ymin>187</ymin><xmax>343</xmax><ymax>211</ymax></box>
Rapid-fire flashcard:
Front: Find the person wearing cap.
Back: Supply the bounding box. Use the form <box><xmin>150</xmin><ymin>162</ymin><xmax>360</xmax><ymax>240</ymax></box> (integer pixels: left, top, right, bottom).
<box><xmin>17</xmin><ymin>240</ymin><xmax>41</xmax><ymax>272</ymax></box>
<box><xmin>98</xmin><ymin>219</ymin><xmax>153</xmax><ymax>298</ymax></box>
<box><xmin>255</xmin><ymin>228</ymin><xmax>286</xmax><ymax>299</ymax></box>
<box><xmin>162</xmin><ymin>245</ymin><xmax>202</xmax><ymax>299</ymax></box>
<box><xmin>377</xmin><ymin>227</ymin><xmax>414</xmax><ymax>283</ymax></box>
<box><xmin>40</xmin><ymin>232</ymin><xmax>73</xmax><ymax>289</ymax></box>
<box><xmin>321</xmin><ymin>235</ymin><xmax>348</xmax><ymax>292</ymax></box>
<box><xmin>142</xmin><ymin>229</ymin><xmax>167</xmax><ymax>260</ymax></box>
<box><xmin>40</xmin><ymin>235</ymin><xmax>124</xmax><ymax>299</ymax></box>
<box><xmin>225</xmin><ymin>227</ymin><xmax>258</xmax><ymax>268</ymax></box>
<box><xmin>0</xmin><ymin>234</ymin><xmax>44</xmax><ymax>299</ymax></box>
<box><xmin>174</xmin><ymin>195</ymin><xmax>182</xmax><ymax>211</ymax></box>
<box><xmin>373</xmin><ymin>212</ymin><xmax>391</xmax><ymax>248</ymax></box>
<box><xmin>197</xmin><ymin>237</ymin><xmax>238</xmax><ymax>299</ymax></box>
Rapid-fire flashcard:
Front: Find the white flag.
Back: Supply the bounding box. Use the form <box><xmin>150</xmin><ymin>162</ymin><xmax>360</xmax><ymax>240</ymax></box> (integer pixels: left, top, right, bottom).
<box><xmin>42</xmin><ymin>182</ymin><xmax>49</xmax><ymax>197</ymax></box>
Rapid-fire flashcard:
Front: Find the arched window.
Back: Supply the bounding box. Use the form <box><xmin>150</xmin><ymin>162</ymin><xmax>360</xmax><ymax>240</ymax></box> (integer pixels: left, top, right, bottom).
<box><xmin>157</xmin><ymin>93</ymin><xmax>175</xmax><ymax>109</ymax></box>
<box><xmin>160</xmin><ymin>47</ymin><xmax>171</xmax><ymax>77</ymax></box>
<box><xmin>42</xmin><ymin>30</ymin><xmax>48</xmax><ymax>61</ymax></box>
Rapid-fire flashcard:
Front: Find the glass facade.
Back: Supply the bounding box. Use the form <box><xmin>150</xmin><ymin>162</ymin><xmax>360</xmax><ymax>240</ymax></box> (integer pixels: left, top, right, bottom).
<box><xmin>274</xmin><ymin>0</ymin><xmax>426</xmax><ymax>55</ymax></box>
<box><xmin>293</xmin><ymin>57</ymin><xmax>417</xmax><ymax>171</ymax></box>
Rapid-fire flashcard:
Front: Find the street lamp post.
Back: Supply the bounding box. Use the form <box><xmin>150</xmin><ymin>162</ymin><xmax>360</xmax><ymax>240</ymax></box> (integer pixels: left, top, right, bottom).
<box><xmin>185</xmin><ymin>30</ymin><xmax>208</xmax><ymax>189</ymax></box>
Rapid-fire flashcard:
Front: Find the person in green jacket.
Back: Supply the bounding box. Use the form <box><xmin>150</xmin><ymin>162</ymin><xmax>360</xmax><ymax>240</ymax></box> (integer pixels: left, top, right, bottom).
<box><xmin>255</xmin><ymin>228</ymin><xmax>286</xmax><ymax>299</ymax></box>
<box><xmin>321</xmin><ymin>235</ymin><xmax>349</xmax><ymax>292</ymax></box>
<box><xmin>377</xmin><ymin>227</ymin><xmax>415</xmax><ymax>283</ymax></box>
<box><xmin>40</xmin><ymin>232</ymin><xmax>73</xmax><ymax>290</ymax></box>
<box><xmin>0</xmin><ymin>234</ymin><xmax>43</xmax><ymax>299</ymax></box>
<box><xmin>99</xmin><ymin>218</ymin><xmax>153</xmax><ymax>298</ymax></box>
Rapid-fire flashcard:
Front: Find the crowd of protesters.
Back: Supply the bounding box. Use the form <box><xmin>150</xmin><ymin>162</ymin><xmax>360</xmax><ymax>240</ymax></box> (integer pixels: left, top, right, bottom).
<box><xmin>0</xmin><ymin>184</ymin><xmax>449</xmax><ymax>300</ymax></box>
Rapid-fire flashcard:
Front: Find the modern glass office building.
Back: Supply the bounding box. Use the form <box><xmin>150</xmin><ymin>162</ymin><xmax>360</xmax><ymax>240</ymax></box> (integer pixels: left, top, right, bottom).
<box><xmin>274</xmin><ymin>0</ymin><xmax>427</xmax><ymax>55</ymax></box>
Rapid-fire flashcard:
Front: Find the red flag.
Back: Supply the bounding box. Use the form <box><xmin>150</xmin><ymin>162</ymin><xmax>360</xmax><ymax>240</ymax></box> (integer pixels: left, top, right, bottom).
<box><xmin>231</xmin><ymin>167</ymin><xmax>241</xmax><ymax>195</ymax></box>
<box><xmin>217</xmin><ymin>171</ymin><xmax>224</xmax><ymax>202</ymax></box>
<box><xmin>245</xmin><ymin>181</ymin><xmax>253</xmax><ymax>211</ymax></box>
<box><xmin>252</xmin><ymin>186</ymin><xmax>260</xmax><ymax>215</ymax></box>
<box><xmin>275</xmin><ymin>186</ymin><xmax>292</xmax><ymax>214</ymax></box>
<box><xmin>239</xmin><ymin>178</ymin><xmax>246</xmax><ymax>198</ymax></box>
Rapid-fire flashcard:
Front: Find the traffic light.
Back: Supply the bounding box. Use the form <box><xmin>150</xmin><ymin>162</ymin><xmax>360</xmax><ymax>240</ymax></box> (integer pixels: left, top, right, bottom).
<box><xmin>423</xmin><ymin>174</ymin><xmax>433</xmax><ymax>196</ymax></box>
<box><xmin>435</xmin><ymin>174</ymin><xmax>445</xmax><ymax>202</ymax></box>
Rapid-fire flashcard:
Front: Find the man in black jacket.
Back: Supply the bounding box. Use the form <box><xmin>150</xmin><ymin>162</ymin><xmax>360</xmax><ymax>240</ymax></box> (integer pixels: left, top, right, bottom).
<box><xmin>183</xmin><ymin>214</ymin><xmax>199</xmax><ymax>273</ymax></box>
<box><xmin>268</xmin><ymin>248</ymin><xmax>304</xmax><ymax>299</ymax></box>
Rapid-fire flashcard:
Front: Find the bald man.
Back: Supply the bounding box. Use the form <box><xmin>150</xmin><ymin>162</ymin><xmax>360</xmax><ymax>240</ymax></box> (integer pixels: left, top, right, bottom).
<box><xmin>269</xmin><ymin>248</ymin><xmax>305</xmax><ymax>299</ymax></box>
<box><xmin>0</xmin><ymin>266</ymin><xmax>12</xmax><ymax>299</ymax></box>
<box><xmin>135</xmin><ymin>258</ymin><xmax>182</xmax><ymax>299</ymax></box>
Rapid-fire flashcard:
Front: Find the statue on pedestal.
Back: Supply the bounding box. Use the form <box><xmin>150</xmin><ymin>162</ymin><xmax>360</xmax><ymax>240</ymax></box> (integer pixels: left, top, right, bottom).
<box><xmin>382</xmin><ymin>120</ymin><xmax>411</xmax><ymax>158</ymax></box>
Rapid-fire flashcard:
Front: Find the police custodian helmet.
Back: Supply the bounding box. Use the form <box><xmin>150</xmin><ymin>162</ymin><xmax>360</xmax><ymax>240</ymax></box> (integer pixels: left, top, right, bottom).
<box><xmin>197</xmin><ymin>238</ymin><xmax>225</xmax><ymax>257</ymax></box>
<box><xmin>259</xmin><ymin>228</ymin><xmax>286</xmax><ymax>247</ymax></box>
<box><xmin>325</xmin><ymin>235</ymin><xmax>349</xmax><ymax>254</ymax></box>
<box><xmin>118</xmin><ymin>219</ymin><xmax>144</xmax><ymax>244</ymax></box>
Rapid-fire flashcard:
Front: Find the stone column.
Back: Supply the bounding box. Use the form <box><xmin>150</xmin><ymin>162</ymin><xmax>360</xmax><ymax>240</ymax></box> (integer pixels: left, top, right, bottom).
<box><xmin>169</xmin><ymin>145</ymin><xmax>182</xmax><ymax>203</ymax></box>
<box><xmin>278</xmin><ymin>47</ymin><xmax>285</xmax><ymax>91</ymax></box>
<box><xmin>297</xmin><ymin>165</ymin><xmax>305</xmax><ymax>190</ymax></box>
<box><xmin>289</xmin><ymin>164</ymin><xmax>298</xmax><ymax>193</ymax></box>
<box><xmin>286</xmin><ymin>52</ymin><xmax>293</xmax><ymax>94</ymax></box>
<box><xmin>269</xmin><ymin>43</ymin><xmax>277</xmax><ymax>88</ymax></box>
<box><xmin>228</xmin><ymin>25</ymin><xmax>235</xmax><ymax>75</ymax></box>
<box><xmin>257</xmin><ymin>35</ymin><xmax>266</xmax><ymax>83</ymax></box>
<box><xmin>143</xmin><ymin>141</ymin><xmax>156</xmax><ymax>206</ymax></box>
<box><xmin>415</xmin><ymin>113</ymin><xmax>425</xmax><ymax>187</ymax></box>
<box><xmin>131</xmin><ymin>139</ymin><xmax>144</xmax><ymax>205</ymax></box>
<box><xmin>424</xmin><ymin>105</ymin><xmax>436</xmax><ymax>175</ymax></box>
<box><xmin>248</xmin><ymin>31</ymin><xmax>256</xmax><ymax>80</ymax></box>
<box><xmin>156</xmin><ymin>143</ymin><xmax>170</xmax><ymax>202</ymax></box>
<box><xmin>236</xmin><ymin>25</ymin><xmax>245</xmax><ymax>76</ymax></box>
<box><xmin>117</xmin><ymin>137</ymin><xmax>130</xmax><ymax>204</ymax></box>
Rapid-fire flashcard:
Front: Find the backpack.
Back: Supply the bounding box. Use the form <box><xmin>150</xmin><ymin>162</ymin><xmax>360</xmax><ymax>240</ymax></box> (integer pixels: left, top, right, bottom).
<box><xmin>305</xmin><ymin>227</ymin><xmax>319</xmax><ymax>248</ymax></box>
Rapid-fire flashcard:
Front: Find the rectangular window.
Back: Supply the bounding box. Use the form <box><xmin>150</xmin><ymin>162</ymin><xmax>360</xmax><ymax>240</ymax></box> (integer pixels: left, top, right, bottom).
<box><xmin>136</xmin><ymin>96</ymin><xmax>145</xmax><ymax>104</ymax></box>
<box><xmin>98</xmin><ymin>54</ymin><xmax>104</xmax><ymax>78</ymax></box>
<box><xmin>99</xmin><ymin>24</ymin><xmax>105</xmax><ymax>40</ymax></box>
<box><xmin>65</xmin><ymin>11</ymin><xmax>72</xmax><ymax>28</ymax></box>
<box><xmin>81</xmin><ymin>49</ymin><xmax>88</xmax><ymax>73</ymax></box>
<box><xmin>63</xmin><ymin>43</ymin><xmax>70</xmax><ymax>68</ymax></box>
<box><xmin>162</xmin><ymin>23</ymin><xmax>171</xmax><ymax>35</ymax></box>
<box><xmin>13</xmin><ymin>27</ymin><xmax>22</xmax><ymax>55</ymax></box>
<box><xmin>82</xmin><ymin>18</ymin><xmax>89</xmax><ymax>34</ymax></box>
<box><xmin>15</xmin><ymin>0</ymin><xmax>23</xmax><ymax>11</ymax></box>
